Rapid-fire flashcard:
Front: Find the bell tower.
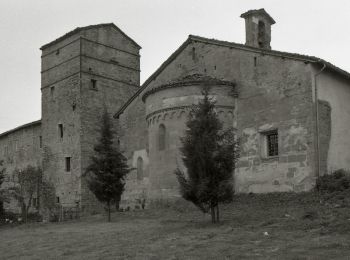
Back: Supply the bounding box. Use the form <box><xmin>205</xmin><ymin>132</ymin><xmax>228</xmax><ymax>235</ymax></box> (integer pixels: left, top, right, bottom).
<box><xmin>240</xmin><ymin>8</ymin><xmax>275</xmax><ymax>49</ymax></box>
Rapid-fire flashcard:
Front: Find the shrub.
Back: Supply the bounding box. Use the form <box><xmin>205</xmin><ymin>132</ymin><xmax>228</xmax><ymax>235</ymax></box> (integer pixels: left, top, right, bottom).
<box><xmin>0</xmin><ymin>211</ymin><xmax>21</xmax><ymax>225</ymax></box>
<box><xmin>316</xmin><ymin>169</ymin><xmax>350</xmax><ymax>193</ymax></box>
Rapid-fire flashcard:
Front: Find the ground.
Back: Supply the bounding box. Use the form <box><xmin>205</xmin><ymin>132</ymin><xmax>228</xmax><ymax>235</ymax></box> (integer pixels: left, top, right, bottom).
<box><xmin>1</xmin><ymin>192</ymin><xmax>350</xmax><ymax>259</ymax></box>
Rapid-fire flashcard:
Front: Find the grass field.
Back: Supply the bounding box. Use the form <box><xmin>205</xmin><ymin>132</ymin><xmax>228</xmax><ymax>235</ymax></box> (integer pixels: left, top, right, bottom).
<box><xmin>1</xmin><ymin>192</ymin><xmax>350</xmax><ymax>259</ymax></box>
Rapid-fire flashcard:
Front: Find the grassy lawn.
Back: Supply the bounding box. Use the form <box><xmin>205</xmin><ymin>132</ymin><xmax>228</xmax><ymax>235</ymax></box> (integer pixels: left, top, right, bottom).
<box><xmin>1</xmin><ymin>192</ymin><xmax>350</xmax><ymax>259</ymax></box>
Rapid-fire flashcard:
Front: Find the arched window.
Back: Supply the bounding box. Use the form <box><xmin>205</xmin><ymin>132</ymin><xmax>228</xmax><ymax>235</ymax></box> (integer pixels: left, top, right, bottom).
<box><xmin>158</xmin><ymin>124</ymin><xmax>166</xmax><ymax>151</ymax></box>
<box><xmin>137</xmin><ymin>157</ymin><xmax>143</xmax><ymax>180</ymax></box>
<box><xmin>258</xmin><ymin>21</ymin><xmax>266</xmax><ymax>48</ymax></box>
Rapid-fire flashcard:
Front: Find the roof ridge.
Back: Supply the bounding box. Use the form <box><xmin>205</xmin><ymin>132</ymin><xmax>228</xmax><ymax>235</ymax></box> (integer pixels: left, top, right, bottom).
<box><xmin>40</xmin><ymin>23</ymin><xmax>141</xmax><ymax>50</ymax></box>
<box><xmin>0</xmin><ymin>120</ymin><xmax>41</xmax><ymax>139</ymax></box>
<box><xmin>113</xmin><ymin>34</ymin><xmax>350</xmax><ymax>118</ymax></box>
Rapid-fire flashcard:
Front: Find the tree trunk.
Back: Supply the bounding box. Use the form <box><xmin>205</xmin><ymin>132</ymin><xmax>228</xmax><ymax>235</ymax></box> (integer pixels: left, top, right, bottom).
<box><xmin>0</xmin><ymin>201</ymin><xmax>4</xmax><ymax>215</ymax></box>
<box><xmin>21</xmin><ymin>203</ymin><xmax>27</xmax><ymax>223</ymax></box>
<box><xmin>210</xmin><ymin>205</ymin><xmax>215</xmax><ymax>223</ymax></box>
<box><xmin>107</xmin><ymin>201</ymin><xmax>111</xmax><ymax>222</ymax></box>
<box><xmin>216</xmin><ymin>204</ymin><xmax>220</xmax><ymax>223</ymax></box>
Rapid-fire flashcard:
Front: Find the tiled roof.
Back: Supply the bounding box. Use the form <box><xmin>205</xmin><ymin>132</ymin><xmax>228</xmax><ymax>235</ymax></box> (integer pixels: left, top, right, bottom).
<box><xmin>112</xmin><ymin>34</ymin><xmax>350</xmax><ymax>118</ymax></box>
<box><xmin>240</xmin><ymin>8</ymin><xmax>276</xmax><ymax>24</ymax></box>
<box><xmin>0</xmin><ymin>120</ymin><xmax>41</xmax><ymax>139</ymax></box>
<box><xmin>142</xmin><ymin>74</ymin><xmax>236</xmax><ymax>102</ymax></box>
<box><xmin>40</xmin><ymin>23</ymin><xmax>141</xmax><ymax>50</ymax></box>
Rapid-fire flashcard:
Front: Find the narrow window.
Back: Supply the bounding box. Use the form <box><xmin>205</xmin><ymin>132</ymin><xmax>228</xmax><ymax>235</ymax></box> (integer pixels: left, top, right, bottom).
<box><xmin>56</xmin><ymin>196</ymin><xmax>60</xmax><ymax>203</ymax></box>
<box><xmin>39</xmin><ymin>136</ymin><xmax>42</xmax><ymax>148</ymax></box>
<box><xmin>50</xmin><ymin>86</ymin><xmax>55</xmax><ymax>100</ymax></box>
<box><xmin>266</xmin><ymin>130</ymin><xmax>278</xmax><ymax>157</ymax></box>
<box><xmin>158</xmin><ymin>124</ymin><xmax>166</xmax><ymax>151</ymax></box>
<box><xmin>58</xmin><ymin>124</ymin><xmax>63</xmax><ymax>138</ymax></box>
<box><xmin>258</xmin><ymin>21</ymin><xmax>266</xmax><ymax>48</ymax></box>
<box><xmin>137</xmin><ymin>157</ymin><xmax>143</xmax><ymax>180</ymax></box>
<box><xmin>65</xmin><ymin>157</ymin><xmax>71</xmax><ymax>172</ymax></box>
<box><xmin>192</xmin><ymin>47</ymin><xmax>196</xmax><ymax>60</ymax></box>
<box><xmin>91</xmin><ymin>79</ymin><xmax>97</xmax><ymax>90</ymax></box>
<box><xmin>254</xmin><ymin>57</ymin><xmax>257</xmax><ymax>67</ymax></box>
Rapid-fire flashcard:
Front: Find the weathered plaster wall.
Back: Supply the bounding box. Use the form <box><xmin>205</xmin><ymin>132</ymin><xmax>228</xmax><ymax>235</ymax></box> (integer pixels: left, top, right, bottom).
<box><xmin>0</xmin><ymin>122</ymin><xmax>42</xmax><ymax>212</ymax></box>
<box><xmin>317</xmin><ymin>100</ymin><xmax>331</xmax><ymax>175</ymax></box>
<box><xmin>316</xmin><ymin>69</ymin><xmax>350</xmax><ymax>172</ymax></box>
<box><xmin>140</xmin><ymin>40</ymin><xmax>316</xmax><ymax>194</ymax></box>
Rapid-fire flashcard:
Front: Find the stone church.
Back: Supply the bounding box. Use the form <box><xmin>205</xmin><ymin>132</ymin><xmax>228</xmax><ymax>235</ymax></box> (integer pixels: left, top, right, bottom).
<box><xmin>1</xmin><ymin>9</ymin><xmax>350</xmax><ymax>213</ymax></box>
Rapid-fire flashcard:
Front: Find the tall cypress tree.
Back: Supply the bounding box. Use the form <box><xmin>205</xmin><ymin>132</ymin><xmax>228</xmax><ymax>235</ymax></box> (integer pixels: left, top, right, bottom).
<box><xmin>175</xmin><ymin>89</ymin><xmax>239</xmax><ymax>223</ymax></box>
<box><xmin>85</xmin><ymin>110</ymin><xmax>131</xmax><ymax>222</ymax></box>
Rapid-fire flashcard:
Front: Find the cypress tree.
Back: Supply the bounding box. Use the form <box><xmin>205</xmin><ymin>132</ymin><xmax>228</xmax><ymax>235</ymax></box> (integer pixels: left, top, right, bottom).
<box><xmin>175</xmin><ymin>89</ymin><xmax>239</xmax><ymax>223</ymax></box>
<box><xmin>85</xmin><ymin>110</ymin><xmax>131</xmax><ymax>221</ymax></box>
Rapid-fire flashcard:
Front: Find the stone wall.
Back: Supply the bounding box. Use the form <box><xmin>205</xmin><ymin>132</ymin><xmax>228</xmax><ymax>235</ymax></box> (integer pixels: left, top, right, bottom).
<box><xmin>137</xmin><ymin>39</ymin><xmax>316</xmax><ymax>194</ymax></box>
<box><xmin>0</xmin><ymin>121</ymin><xmax>42</xmax><ymax>212</ymax></box>
<box><xmin>78</xmin><ymin>26</ymin><xmax>140</xmax><ymax>213</ymax></box>
<box><xmin>144</xmin><ymin>81</ymin><xmax>235</xmax><ymax>201</ymax></box>
<box><xmin>117</xmin><ymin>95</ymin><xmax>149</xmax><ymax>210</ymax></box>
<box><xmin>317</xmin><ymin>100</ymin><xmax>331</xmax><ymax>175</ymax></box>
<box><xmin>40</xmin><ymin>24</ymin><xmax>141</xmax><ymax>213</ymax></box>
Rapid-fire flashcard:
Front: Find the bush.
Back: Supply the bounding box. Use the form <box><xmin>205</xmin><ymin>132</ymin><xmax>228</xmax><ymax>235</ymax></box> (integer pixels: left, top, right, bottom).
<box><xmin>316</xmin><ymin>169</ymin><xmax>350</xmax><ymax>193</ymax></box>
<box><xmin>0</xmin><ymin>211</ymin><xmax>21</xmax><ymax>225</ymax></box>
<box><xmin>27</xmin><ymin>212</ymin><xmax>43</xmax><ymax>222</ymax></box>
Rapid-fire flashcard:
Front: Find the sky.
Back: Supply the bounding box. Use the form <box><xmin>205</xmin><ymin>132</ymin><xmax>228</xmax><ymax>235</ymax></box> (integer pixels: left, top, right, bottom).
<box><xmin>0</xmin><ymin>0</ymin><xmax>350</xmax><ymax>133</ymax></box>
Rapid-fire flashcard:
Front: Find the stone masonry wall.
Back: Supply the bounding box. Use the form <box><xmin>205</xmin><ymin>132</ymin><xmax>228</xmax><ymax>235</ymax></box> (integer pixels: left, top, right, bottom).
<box><xmin>138</xmin><ymin>40</ymin><xmax>315</xmax><ymax>194</ymax></box>
<box><xmin>78</xmin><ymin>26</ymin><xmax>140</xmax><ymax>213</ymax></box>
<box><xmin>41</xmin><ymin>24</ymin><xmax>140</xmax><ymax>214</ymax></box>
<box><xmin>0</xmin><ymin>122</ymin><xmax>42</xmax><ymax>212</ymax></box>
<box><xmin>144</xmin><ymin>84</ymin><xmax>235</xmax><ymax>202</ymax></box>
<box><xmin>117</xmin><ymin>96</ymin><xmax>149</xmax><ymax>210</ymax></box>
<box><xmin>318</xmin><ymin>100</ymin><xmax>331</xmax><ymax>176</ymax></box>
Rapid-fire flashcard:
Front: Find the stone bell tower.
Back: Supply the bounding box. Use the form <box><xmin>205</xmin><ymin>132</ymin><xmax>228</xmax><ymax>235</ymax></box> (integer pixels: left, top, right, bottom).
<box><xmin>240</xmin><ymin>8</ymin><xmax>275</xmax><ymax>49</ymax></box>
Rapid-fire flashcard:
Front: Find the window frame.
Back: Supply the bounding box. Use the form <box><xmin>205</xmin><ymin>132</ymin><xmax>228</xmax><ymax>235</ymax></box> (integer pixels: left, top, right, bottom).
<box><xmin>58</xmin><ymin>124</ymin><xmax>63</xmax><ymax>139</ymax></box>
<box><xmin>259</xmin><ymin>129</ymin><xmax>279</xmax><ymax>159</ymax></box>
<box><xmin>158</xmin><ymin>124</ymin><xmax>166</xmax><ymax>151</ymax></box>
<box><xmin>65</xmin><ymin>157</ymin><xmax>71</xmax><ymax>172</ymax></box>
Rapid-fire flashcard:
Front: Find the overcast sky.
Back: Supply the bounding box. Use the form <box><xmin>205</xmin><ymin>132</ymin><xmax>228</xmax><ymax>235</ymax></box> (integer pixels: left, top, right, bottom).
<box><xmin>1</xmin><ymin>0</ymin><xmax>349</xmax><ymax>133</ymax></box>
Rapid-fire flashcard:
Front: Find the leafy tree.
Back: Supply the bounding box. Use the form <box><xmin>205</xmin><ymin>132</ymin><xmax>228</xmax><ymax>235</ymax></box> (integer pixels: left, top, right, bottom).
<box><xmin>9</xmin><ymin>166</ymin><xmax>42</xmax><ymax>222</ymax></box>
<box><xmin>85</xmin><ymin>110</ymin><xmax>131</xmax><ymax>221</ymax></box>
<box><xmin>175</xmin><ymin>89</ymin><xmax>239</xmax><ymax>223</ymax></box>
<box><xmin>0</xmin><ymin>160</ymin><xmax>6</xmax><ymax>215</ymax></box>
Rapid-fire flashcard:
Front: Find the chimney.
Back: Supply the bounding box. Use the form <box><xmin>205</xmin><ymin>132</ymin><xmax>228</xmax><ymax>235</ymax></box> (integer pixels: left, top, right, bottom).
<box><xmin>240</xmin><ymin>9</ymin><xmax>275</xmax><ymax>49</ymax></box>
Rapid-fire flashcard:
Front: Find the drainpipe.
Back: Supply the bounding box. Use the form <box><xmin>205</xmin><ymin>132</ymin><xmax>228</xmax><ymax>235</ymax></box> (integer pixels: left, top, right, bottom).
<box><xmin>313</xmin><ymin>61</ymin><xmax>326</xmax><ymax>180</ymax></box>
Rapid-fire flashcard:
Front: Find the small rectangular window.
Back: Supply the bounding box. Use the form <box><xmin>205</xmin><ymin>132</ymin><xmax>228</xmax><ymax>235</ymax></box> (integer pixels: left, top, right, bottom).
<box><xmin>50</xmin><ymin>86</ymin><xmax>55</xmax><ymax>100</ymax></box>
<box><xmin>65</xmin><ymin>157</ymin><xmax>71</xmax><ymax>172</ymax></box>
<box><xmin>266</xmin><ymin>131</ymin><xmax>278</xmax><ymax>157</ymax></box>
<box><xmin>56</xmin><ymin>196</ymin><xmax>60</xmax><ymax>203</ymax></box>
<box><xmin>58</xmin><ymin>124</ymin><xmax>63</xmax><ymax>138</ymax></box>
<box><xmin>91</xmin><ymin>79</ymin><xmax>97</xmax><ymax>90</ymax></box>
<box><xmin>260</xmin><ymin>129</ymin><xmax>279</xmax><ymax>158</ymax></box>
